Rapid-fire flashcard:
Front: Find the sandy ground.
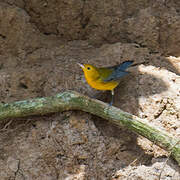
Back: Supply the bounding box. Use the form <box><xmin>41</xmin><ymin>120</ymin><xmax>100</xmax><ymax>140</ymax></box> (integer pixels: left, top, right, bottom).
<box><xmin>0</xmin><ymin>1</ymin><xmax>180</xmax><ymax>179</ymax></box>
<box><xmin>0</xmin><ymin>41</ymin><xmax>179</xmax><ymax>179</ymax></box>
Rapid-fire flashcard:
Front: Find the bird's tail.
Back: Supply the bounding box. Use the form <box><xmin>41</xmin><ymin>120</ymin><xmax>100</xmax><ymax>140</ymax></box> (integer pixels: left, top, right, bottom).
<box><xmin>118</xmin><ymin>60</ymin><xmax>134</xmax><ymax>71</ymax></box>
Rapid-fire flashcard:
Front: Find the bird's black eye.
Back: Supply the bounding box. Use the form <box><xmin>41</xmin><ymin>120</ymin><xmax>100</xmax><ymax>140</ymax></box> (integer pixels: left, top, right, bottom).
<box><xmin>87</xmin><ymin>67</ymin><xmax>91</xmax><ymax>70</ymax></box>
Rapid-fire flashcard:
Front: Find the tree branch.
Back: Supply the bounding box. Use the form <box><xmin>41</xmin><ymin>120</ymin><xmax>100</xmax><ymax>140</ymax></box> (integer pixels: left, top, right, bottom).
<box><xmin>0</xmin><ymin>91</ymin><xmax>179</xmax><ymax>165</ymax></box>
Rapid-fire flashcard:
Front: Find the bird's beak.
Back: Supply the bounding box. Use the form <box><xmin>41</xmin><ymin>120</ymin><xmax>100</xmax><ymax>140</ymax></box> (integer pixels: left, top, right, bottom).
<box><xmin>77</xmin><ymin>63</ymin><xmax>85</xmax><ymax>69</ymax></box>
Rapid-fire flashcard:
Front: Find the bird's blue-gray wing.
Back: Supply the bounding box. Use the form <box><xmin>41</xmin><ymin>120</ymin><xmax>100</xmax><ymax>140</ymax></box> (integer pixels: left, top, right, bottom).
<box><xmin>102</xmin><ymin>61</ymin><xmax>133</xmax><ymax>82</ymax></box>
<box><xmin>103</xmin><ymin>71</ymin><xmax>129</xmax><ymax>82</ymax></box>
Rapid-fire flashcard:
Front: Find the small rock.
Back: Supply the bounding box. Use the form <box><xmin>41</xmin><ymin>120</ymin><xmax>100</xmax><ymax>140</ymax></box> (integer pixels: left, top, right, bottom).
<box><xmin>7</xmin><ymin>157</ymin><xmax>19</xmax><ymax>172</ymax></box>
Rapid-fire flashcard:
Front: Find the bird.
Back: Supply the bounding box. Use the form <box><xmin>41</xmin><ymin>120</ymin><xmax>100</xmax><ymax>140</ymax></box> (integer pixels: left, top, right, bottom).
<box><xmin>78</xmin><ymin>60</ymin><xmax>134</xmax><ymax>105</ymax></box>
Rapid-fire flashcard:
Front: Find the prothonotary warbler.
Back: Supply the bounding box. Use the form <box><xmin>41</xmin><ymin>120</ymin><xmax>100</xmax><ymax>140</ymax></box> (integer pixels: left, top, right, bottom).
<box><xmin>78</xmin><ymin>60</ymin><xmax>134</xmax><ymax>105</ymax></box>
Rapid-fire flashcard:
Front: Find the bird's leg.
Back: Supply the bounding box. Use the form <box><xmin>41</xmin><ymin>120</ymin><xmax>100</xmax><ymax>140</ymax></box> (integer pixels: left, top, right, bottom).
<box><xmin>109</xmin><ymin>90</ymin><xmax>114</xmax><ymax>106</ymax></box>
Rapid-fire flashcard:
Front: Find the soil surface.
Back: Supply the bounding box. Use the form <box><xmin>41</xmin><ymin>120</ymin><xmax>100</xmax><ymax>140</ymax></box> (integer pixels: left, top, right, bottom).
<box><xmin>0</xmin><ymin>1</ymin><xmax>180</xmax><ymax>180</ymax></box>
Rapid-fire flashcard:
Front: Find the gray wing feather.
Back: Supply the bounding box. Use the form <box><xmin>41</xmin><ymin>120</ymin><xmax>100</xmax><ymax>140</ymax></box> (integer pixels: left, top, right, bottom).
<box><xmin>103</xmin><ymin>71</ymin><xmax>129</xmax><ymax>82</ymax></box>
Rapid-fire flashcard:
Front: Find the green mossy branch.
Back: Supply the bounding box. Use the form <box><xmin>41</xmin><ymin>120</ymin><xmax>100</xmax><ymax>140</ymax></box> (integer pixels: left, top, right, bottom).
<box><xmin>0</xmin><ymin>91</ymin><xmax>179</xmax><ymax>165</ymax></box>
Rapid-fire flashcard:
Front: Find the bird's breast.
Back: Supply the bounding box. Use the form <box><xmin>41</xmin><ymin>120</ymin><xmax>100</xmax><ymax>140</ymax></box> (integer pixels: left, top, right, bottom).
<box><xmin>86</xmin><ymin>78</ymin><xmax>119</xmax><ymax>91</ymax></box>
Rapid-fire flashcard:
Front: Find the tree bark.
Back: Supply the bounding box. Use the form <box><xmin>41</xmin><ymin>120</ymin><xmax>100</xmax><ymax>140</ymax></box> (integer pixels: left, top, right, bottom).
<box><xmin>0</xmin><ymin>91</ymin><xmax>179</xmax><ymax>165</ymax></box>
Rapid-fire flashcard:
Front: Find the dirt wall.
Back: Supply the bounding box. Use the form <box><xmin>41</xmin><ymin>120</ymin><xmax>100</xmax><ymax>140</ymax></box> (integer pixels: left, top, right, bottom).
<box><xmin>0</xmin><ymin>1</ymin><xmax>180</xmax><ymax>180</ymax></box>
<box><xmin>1</xmin><ymin>0</ymin><xmax>180</xmax><ymax>56</ymax></box>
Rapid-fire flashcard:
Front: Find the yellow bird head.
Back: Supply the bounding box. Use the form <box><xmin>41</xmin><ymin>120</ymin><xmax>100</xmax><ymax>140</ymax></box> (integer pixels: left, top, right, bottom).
<box><xmin>77</xmin><ymin>63</ymin><xmax>99</xmax><ymax>80</ymax></box>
